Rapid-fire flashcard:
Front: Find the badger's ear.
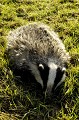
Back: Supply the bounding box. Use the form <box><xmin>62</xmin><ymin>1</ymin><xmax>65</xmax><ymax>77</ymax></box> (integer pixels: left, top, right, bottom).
<box><xmin>38</xmin><ymin>64</ymin><xmax>44</xmax><ymax>70</ymax></box>
<box><xmin>62</xmin><ymin>67</ymin><xmax>66</xmax><ymax>72</ymax></box>
<box><xmin>62</xmin><ymin>67</ymin><xmax>68</xmax><ymax>76</ymax></box>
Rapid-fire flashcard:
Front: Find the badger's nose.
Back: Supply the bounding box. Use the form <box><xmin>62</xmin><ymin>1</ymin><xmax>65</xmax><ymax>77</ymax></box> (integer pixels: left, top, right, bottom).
<box><xmin>45</xmin><ymin>86</ymin><xmax>52</xmax><ymax>98</ymax></box>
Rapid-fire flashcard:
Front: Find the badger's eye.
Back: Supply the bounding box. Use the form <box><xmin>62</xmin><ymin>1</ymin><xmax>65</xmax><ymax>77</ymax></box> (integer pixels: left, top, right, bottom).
<box><xmin>53</xmin><ymin>67</ymin><xmax>65</xmax><ymax>86</ymax></box>
<box><xmin>37</xmin><ymin>63</ymin><xmax>49</xmax><ymax>91</ymax></box>
<box><xmin>65</xmin><ymin>71</ymin><xmax>68</xmax><ymax>76</ymax></box>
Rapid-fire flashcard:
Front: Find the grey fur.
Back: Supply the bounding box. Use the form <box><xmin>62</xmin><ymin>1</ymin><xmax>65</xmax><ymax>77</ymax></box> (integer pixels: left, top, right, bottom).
<box><xmin>6</xmin><ymin>23</ymin><xmax>70</xmax><ymax>94</ymax></box>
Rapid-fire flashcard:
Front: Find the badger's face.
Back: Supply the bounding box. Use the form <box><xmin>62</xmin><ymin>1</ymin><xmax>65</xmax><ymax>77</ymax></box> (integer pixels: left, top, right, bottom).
<box><xmin>30</xmin><ymin>62</ymin><xmax>66</xmax><ymax>96</ymax></box>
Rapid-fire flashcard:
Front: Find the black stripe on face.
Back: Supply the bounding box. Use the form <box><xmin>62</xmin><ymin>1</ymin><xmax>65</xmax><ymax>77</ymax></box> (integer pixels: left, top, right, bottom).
<box><xmin>37</xmin><ymin>63</ymin><xmax>49</xmax><ymax>92</ymax></box>
<box><xmin>53</xmin><ymin>67</ymin><xmax>65</xmax><ymax>90</ymax></box>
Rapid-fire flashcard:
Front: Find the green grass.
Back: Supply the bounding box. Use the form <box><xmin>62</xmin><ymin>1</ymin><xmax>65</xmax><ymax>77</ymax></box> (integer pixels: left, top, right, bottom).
<box><xmin>0</xmin><ymin>0</ymin><xmax>79</xmax><ymax>119</ymax></box>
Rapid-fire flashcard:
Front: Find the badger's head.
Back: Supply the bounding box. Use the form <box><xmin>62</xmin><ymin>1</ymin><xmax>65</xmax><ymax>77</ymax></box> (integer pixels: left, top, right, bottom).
<box><xmin>30</xmin><ymin>61</ymin><xmax>66</xmax><ymax>97</ymax></box>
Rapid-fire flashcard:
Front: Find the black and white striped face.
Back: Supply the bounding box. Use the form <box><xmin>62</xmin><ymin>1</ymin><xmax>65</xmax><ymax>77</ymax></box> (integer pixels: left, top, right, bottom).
<box><xmin>37</xmin><ymin>62</ymin><xmax>66</xmax><ymax>96</ymax></box>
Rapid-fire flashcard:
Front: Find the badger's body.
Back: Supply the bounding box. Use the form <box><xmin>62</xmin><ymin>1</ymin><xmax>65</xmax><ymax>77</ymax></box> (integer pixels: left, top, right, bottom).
<box><xmin>7</xmin><ymin>23</ymin><xmax>70</xmax><ymax>96</ymax></box>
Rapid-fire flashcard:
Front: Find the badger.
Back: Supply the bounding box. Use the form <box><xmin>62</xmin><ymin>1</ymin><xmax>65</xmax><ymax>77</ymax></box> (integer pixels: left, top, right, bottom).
<box><xmin>6</xmin><ymin>23</ymin><xmax>70</xmax><ymax>96</ymax></box>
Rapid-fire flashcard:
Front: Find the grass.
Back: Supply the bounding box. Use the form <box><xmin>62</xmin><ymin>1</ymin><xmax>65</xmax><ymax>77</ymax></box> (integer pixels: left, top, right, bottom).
<box><xmin>0</xmin><ymin>0</ymin><xmax>79</xmax><ymax>119</ymax></box>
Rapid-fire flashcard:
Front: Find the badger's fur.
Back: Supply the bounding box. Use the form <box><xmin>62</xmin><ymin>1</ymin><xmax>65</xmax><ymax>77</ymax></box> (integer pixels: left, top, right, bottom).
<box><xmin>6</xmin><ymin>23</ymin><xmax>70</xmax><ymax>96</ymax></box>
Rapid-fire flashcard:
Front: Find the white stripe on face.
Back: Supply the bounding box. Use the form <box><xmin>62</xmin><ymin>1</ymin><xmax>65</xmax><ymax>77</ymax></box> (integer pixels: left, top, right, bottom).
<box><xmin>30</xmin><ymin>63</ymin><xmax>43</xmax><ymax>88</ymax></box>
<box><xmin>46</xmin><ymin>62</ymin><xmax>57</xmax><ymax>95</ymax></box>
